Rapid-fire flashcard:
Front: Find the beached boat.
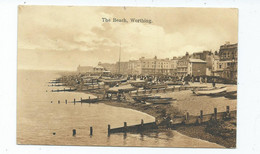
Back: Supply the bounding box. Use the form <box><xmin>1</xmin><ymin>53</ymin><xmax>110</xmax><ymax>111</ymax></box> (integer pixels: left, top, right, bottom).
<box><xmin>193</xmin><ymin>86</ymin><xmax>227</xmax><ymax>96</ymax></box>
<box><xmin>129</xmin><ymin>80</ymin><xmax>147</xmax><ymax>87</ymax></box>
<box><xmin>143</xmin><ymin>83</ymin><xmax>167</xmax><ymax>89</ymax></box>
<box><xmin>225</xmin><ymin>91</ymin><xmax>237</xmax><ymax>99</ymax></box>
<box><xmin>107</xmin><ymin>84</ymin><xmax>137</xmax><ymax>93</ymax></box>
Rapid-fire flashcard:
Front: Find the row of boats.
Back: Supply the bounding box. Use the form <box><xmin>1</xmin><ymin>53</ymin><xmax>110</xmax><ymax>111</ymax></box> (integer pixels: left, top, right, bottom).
<box><xmin>130</xmin><ymin>86</ymin><xmax>236</xmax><ymax>105</ymax></box>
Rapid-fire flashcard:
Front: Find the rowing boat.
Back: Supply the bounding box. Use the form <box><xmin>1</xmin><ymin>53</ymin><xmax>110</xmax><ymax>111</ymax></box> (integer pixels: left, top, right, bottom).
<box><xmin>193</xmin><ymin>86</ymin><xmax>227</xmax><ymax>96</ymax></box>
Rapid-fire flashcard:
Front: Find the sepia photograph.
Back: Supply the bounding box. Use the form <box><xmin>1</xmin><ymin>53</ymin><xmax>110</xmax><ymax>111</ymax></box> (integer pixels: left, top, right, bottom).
<box><xmin>17</xmin><ymin>6</ymin><xmax>238</xmax><ymax>148</ymax></box>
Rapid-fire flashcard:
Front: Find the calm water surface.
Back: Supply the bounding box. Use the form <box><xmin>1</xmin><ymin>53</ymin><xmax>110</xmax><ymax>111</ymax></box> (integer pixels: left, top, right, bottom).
<box><xmin>17</xmin><ymin>70</ymin><xmax>224</xmax><ymax>147</ymax></box>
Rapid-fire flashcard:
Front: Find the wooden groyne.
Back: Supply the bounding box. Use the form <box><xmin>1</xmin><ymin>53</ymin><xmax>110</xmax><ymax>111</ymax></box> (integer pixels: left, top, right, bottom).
<box><xmin>109</xmin><ymin>120</ymin><xmax>158</xmax><ymax>134</ymax></box>
<box><xmin>51</xmin><ymin>97</ymin><xmax>102</xmax><ymax>104</ymax></box>
<box><xmin>51</xmin><ymin>88</ymin><xmax>77</xmax><ymax>92</ymax></box>
<box><xmin>108</xmin><ymin>106</ymin><xmax>236</xmax><ymax>134</ymax></box>
<box><xmin>48</xmin><ymin>84</ymin><xmax>66</xmax><ymax>87</ymax></box>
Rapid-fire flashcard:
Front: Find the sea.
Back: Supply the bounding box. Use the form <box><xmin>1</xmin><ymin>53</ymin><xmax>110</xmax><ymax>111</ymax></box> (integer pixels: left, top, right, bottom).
<box><xmin>17</xmin><ymin>70</ymin><xmax>226</xmax><ymax>148</ymax></box>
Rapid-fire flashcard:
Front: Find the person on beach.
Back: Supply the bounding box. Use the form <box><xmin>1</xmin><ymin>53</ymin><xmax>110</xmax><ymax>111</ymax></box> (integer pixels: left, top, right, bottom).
<box><xmin>212</xmin><ymin>78</ymin><xmax>216</xmax><ymax>87</ymax></box>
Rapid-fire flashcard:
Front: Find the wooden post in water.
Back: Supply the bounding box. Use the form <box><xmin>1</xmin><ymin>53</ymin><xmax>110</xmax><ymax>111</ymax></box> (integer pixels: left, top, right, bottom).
<box><xmin>58</xmin><ymin>100</ymin><xmax>60</xmax><ymax>104</ymax></box>
<box><xmin>51</xmin><ymin>101</ymin><xmax>53</xmax><ymax>103</ymax></box>
<box><xmin>226</xmin><ymin>106</ymin><xmax>230</xmax><ymax>118</ymax></box>
<box><xmin>72</xmin><ymin>129</ymin><xmax>76</xmax><ymax>136</ymax></box>
<box><xmin>214</xmin><ymin>108</ymin><xmax>217</xmax><ymax>120</ymax></box>
<box><xmin>141</xmin><ymin>119</ymin><xmax>144</xmax><ymax>131</ymax></box>
<box><xmin>200</xmin><ymin>110</ymin><xmax>203</xmax><ymax>121</ymax></box>
<box><xmin>186</xmin><ymin>112</ymin><xmax>189</xmax><ymax>123</ymax></box>
<box><xmin>74</xmin><ymin>98</ymin><xmax>76</xmax><ymax>105</ymax></box>
<box><xmin>226</xmin><ymin>106</ymin><xmax>230</xmax><ymax>113</ymax></box>
<box><xmin>108</xmin><ymin>124</ymin><xmax>111</xmax><ymax>136</ymax></box>
<box><xmin>65</xmin><ymin>99</ymin><xmax>67</xmax><ymax>104</ymax></box>
<box><xmin>90</xmin><ymin>127</ymin><xmax>93</xmax><ymax>136</ymax></box>
<box><xmin>124</xmin><ymin>122</ymin><xmax>127</xmax><ymax>132</ymax></box>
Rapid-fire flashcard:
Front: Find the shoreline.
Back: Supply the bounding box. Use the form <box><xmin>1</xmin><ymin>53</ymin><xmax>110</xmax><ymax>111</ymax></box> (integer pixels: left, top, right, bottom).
<box><xmin>56</xmin><ymin>74</ymin><xmax>236</xmax><ymax>148</ymax></box>
<box><xmin>103</xmin><ymin>100</ymin><xmax>236</xmax><ymax>148</ymax></box>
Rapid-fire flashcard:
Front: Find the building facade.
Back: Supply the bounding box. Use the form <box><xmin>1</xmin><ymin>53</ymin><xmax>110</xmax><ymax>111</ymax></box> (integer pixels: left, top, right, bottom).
<box><xmin>115</xmin><ymin>61</ymin><xmax>129</xmax><ymax>74</ymax></box>
<box><xmin>177</xmin><ymin>52</ymin><xmax>189</xmax><ymax>77</ymax></box>
<box><xmin>139</xmin><ymin>56</ymin><xmax>176</xmax><ymax>76</ymax></box>
<box><xmin>217</xmin><ymin>42</ymin><xmax>237</xmax><ymax>81</ymax></box>
<box><xmin>128</xmin><ymin>60</ymin><xmax>142</xmax><ymax>75</ymax></box>
<box><xmin>187</xmin><ymin>59</ymin><xmax>207</xmax><ymax>76</ymax></box>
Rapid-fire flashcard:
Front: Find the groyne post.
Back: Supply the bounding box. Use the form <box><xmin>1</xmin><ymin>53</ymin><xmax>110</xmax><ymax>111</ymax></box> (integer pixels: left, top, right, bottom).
<box><xmin>90</xmin><ymin>127</ymin><xmax>93</xmax><ymax>136</ymax></box>
<box><xmin>51</xmin><ymin>101</ymin><xmax>53</xmax><ymax>103</ymax></box>
<box><xmin>108</xmin><ymin>124</ymin><xmax>111</xmax><ymax>136</ymax></box>
<box><xmin>200</xmin><ymin>110</ymin><xmax>203</xmax><ymax>122</ymax></box>
<box><xmin>65</xmin><ymin>99</ymin><xmax>67</xmax><ymax>104</ymax></box>
<box><xmin>124</xmin><ymin>122</ymin><xmax>127</xmax><ymax>132</ymax></box>
<box><xmin>214</xmin><ymin>108</ymin><xmax>217</xmax><ymax>120</ymax></box>
<box><xmin>72</xmin><ymin>129</ymin><xmax>76</xmax><ymax>136</ymax></box>
<box><xmin>140</xmin><ymin>119</ymin><xmax>144</xmax><ymax>131</ymax></box>
<box><xmin>58</xmin><ymin>100</ymin><xmax>60</xmax><ymax>104</ymax></box>
<box><xmin>74</xmin><ymin>98</ymin><xmax>76</xmax><ymax>105</ymax></box>
<box><xmin>185</xmin><ymin>112</ymin><xmax>189</xmax><ymax>123</ymax></box>
<box><xmin>226</xmin><ymin>106</ymin><xmax>230</xmax><ymax>118</ymax></box>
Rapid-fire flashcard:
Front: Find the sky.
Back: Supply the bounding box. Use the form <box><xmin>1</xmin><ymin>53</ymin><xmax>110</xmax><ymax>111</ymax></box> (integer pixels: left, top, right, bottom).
<box><xmin>18</xmin><ymin>6</ymin><xmax>238</xmax><ymax>71</ymax></box>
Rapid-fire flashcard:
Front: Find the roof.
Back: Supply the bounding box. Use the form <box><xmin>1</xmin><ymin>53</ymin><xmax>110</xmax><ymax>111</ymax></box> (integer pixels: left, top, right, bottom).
<box><xmin>189</xmin><ymin>59</ymin><xmax>206</xmax><ymax>63</ymax></box>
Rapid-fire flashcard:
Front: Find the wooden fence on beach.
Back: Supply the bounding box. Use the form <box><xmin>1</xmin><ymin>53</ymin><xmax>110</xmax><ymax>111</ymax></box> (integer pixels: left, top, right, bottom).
<box><xmin>108</xmin><ymin>106</ymin><xmax>236</xmax><ymax>134</ymax></box>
